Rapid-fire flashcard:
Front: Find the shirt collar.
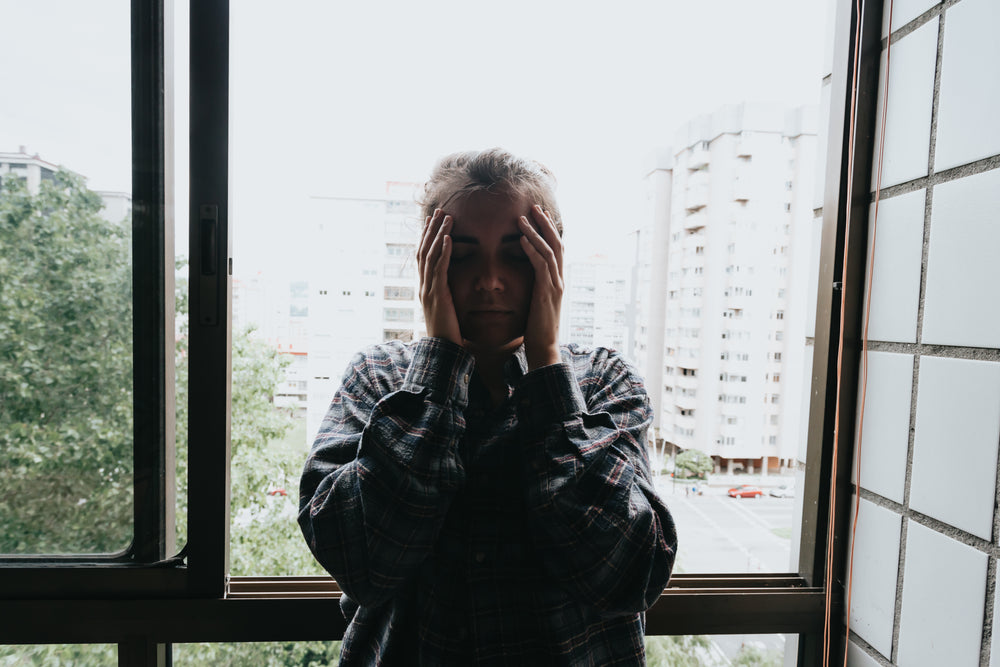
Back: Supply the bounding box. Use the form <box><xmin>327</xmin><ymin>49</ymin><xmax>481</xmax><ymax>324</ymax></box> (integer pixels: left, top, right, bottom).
<box><xmin>505</xmin><ymin>344</ymin><xmax>529</xmax><ymax>381</ymax></box>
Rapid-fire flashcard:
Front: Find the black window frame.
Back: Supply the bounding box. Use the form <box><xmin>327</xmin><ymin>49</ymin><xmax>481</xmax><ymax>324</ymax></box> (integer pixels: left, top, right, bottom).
<box><xmin>0</xmin><ymin>0</ymin><xmax>884</xmax><ymax>664</ymax></box>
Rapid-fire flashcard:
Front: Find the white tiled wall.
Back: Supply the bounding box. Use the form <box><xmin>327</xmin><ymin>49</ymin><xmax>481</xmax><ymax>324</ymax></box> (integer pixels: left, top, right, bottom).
<box><xmin>934</xmin><ymin>0</ymin><xmax>1000</xmax><ymax>171</ymax></box>
<box><xmin>921</xmin><ymin>169</ymin><xmax>1000</xmax><ymax>349</ymax></box>
<box><xmin>909</xmin><ymin>356</ymin><xmax>1000</xmax><ymax>539</ymax></box>
<box><xmin>863</xmin><ymin>191</ymin><xmax>924</xmax><ymax>343</ymax></box>
<box><xmin>846</xmin><ymin>0</ymin><xmax>1000</xmax><ymax>664</ymax></box>
<box><xmin>897</xmin><ymin>521</ymin><xmax>987</xmax><ymax>667</ymax></box>
<box><xmin>846</xmin><ymin>498</ymin><xmax>901</xmax><ymax>656</ymax></box>
<box><xmin>870</xmin><ymin>18</ymin><xmax>938</xmax><ymax>189</ymax></box>
<box><xmin>853</xmin><ymin>352</ymin><xmax>913</xmax><ymax>503</ymax></box>
<box><xmin>881</xmin><ymin>0</ymin><xmax>941</xmax><ymax>37</ymax></box>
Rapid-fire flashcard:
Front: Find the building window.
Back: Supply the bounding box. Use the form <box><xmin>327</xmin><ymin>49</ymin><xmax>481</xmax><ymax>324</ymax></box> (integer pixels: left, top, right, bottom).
<box><xmin>384</xmin><ymin>285</ymin><xmax>415</xmax><ymax>300</ymax></box>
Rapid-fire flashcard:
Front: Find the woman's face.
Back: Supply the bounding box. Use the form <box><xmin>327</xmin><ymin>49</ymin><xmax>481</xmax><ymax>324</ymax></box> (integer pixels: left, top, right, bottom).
<box><xmin>443</xmin><ymin>189</ymin><xmax>536</xmax><ymax>353</ymax></box>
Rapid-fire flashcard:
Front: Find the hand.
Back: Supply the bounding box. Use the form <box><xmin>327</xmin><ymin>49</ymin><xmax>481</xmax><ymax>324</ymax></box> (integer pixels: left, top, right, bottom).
<box><xmin>416</xmin><ymin>209</ymin><xmax>463</xmax><ymax>346</ymax></box>
<box><xmin>517</xmin><ymin>205</ymin><xmax>564</xmax><ymax>370</ymax></box>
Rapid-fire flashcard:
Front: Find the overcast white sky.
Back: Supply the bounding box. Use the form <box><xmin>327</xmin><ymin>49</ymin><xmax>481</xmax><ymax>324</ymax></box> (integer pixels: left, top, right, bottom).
<box><xmin>1</xmin><ymin>0</ymin><xmax>829</xmax><ymax>274</ymax></box>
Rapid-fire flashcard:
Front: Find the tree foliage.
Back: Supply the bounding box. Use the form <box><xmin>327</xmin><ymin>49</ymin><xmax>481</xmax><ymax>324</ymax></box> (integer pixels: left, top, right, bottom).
<box><xmin>675</xmin><ymin>448</ymin><xmax>714</xmax><ymax>479</ymax></box>
<box><xmin>0</xmin><ymin>172</ymin><xmax>133</xmax><ymax>554</ymax></box>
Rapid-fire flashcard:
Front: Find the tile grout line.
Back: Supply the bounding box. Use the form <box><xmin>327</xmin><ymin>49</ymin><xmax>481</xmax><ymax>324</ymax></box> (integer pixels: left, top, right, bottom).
<box><xmin>866</xmin><ymin>341</ymin><xmax>1000</xmax><ymax>363</ymax></box>
<box><xmin>888</xmin><ymin>352</ymin><xmax>919</xmax><ymax>665</ymax></box>
<box><xmin>859</xmin><ymin>487</ymin><xmax>995</xmax><ymax>555</ymax></box>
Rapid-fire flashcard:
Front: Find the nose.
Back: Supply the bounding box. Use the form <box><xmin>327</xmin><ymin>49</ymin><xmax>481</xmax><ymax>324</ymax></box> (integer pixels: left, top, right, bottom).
<box><xmin>473</xmin><ymin>259</ymin><xmax>504</xmax><ymax>292</ymax></box>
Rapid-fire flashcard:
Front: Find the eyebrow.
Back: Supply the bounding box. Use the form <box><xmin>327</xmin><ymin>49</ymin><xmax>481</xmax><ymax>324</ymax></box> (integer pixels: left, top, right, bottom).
<box><xmin>451</xmin><ymin>233</ymin><xmax>523</xmax><ymax>244</ymax></box>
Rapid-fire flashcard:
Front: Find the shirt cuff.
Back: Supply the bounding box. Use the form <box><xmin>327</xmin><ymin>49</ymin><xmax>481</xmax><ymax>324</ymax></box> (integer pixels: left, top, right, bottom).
<box><xmin>401</xmin><ymin>337</ymin><xmax>476</xmax><ymax>407</ymax></box>
<box><xmin>514</xmin><ymin>362</ymin><xmax>587</xmax><ymax>434</ymax></box>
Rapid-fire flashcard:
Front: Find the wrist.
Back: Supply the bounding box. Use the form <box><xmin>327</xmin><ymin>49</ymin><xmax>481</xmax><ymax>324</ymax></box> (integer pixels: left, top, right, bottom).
<box><xmin>526</xmin><ymin>345</ymin><xmax>561</xmax><ymax>371</ymax></box>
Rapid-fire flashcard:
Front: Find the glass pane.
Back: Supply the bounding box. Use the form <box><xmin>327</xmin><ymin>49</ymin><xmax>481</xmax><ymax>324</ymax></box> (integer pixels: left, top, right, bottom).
<box><xmin>646</xmin><ymin>634</ymin><xmax>790</xmax><ymax>666</ymax></box>
<box><xmin>174</xmin><ymin>641</ymin><xmax>341</xmax><ymax>666</ymax></box>
<box><xmin>228</xmin><ymin>0</ymin><xmax>830</xmax><ymax>577</ymax></box>
<box><xmin>172</xmin><ymin>0</ymin><xmax>191</xmax><ymax>555</ymax></box>
<box><xmin>0</xmin><ymin>644</ymin><xmax>117</xmax><ymax>665</ymax></box>
<box><xmin>0</xmin><ymin>0</ymin><xmax>133</xmax><ymax>554</ymax></box>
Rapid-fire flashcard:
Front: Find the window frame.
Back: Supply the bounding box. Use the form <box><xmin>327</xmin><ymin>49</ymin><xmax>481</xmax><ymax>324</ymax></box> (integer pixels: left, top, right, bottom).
<box><xmin>0</xmin><ymin>0</ymin><xmax>189</xmax><ymax>599</ymax></box>
<box><xmin>0</xmin><ymin>0</ymin><xmax>883</xmax><ymax>663</ymax></box>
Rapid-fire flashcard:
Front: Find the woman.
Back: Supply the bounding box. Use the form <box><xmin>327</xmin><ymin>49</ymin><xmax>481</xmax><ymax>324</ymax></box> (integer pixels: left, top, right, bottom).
<box><xmin>298</xmin><ymin>148</ymin><xmax>677</xmax><ymax>666</ymax></box>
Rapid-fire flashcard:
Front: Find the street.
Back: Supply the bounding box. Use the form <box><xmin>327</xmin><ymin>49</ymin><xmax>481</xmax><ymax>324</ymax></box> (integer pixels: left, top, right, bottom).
<box><xmin>655</xmin><ymin>476</ymin><xmax>798</xmax><ymax>574</ymax></box>
<box><xmin>654</xmin><ymin>476</ymin><xmax>799</xmax><ymax>663</ymax></box>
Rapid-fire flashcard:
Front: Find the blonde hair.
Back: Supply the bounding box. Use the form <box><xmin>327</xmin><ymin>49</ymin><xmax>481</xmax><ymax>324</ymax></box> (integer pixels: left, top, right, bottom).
<box><xmin>418</xmin><ymin>148</ymin><xmax>562</xmax><ymax>234</ymax></box>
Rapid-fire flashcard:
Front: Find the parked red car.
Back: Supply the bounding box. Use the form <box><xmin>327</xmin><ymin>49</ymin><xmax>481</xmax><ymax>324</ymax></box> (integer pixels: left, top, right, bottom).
<box><xmin>728</xmin><ymin>485</ymin><xmax>764</xmax><ymax>499</ymax></box>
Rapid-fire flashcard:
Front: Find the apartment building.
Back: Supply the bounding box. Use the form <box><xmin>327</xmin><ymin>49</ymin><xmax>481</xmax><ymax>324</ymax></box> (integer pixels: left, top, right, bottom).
<box><xmin>562</xmin><ymin>255</ymin><xmax>633</xmax><ymax>358</ymax></box>
<box><xmin>641</xmin><ymin>104</ymin><xmax>818</xmax><ymax>475</ymax></box>
<box><xmin>304</xmin><ymin>183</ymin><xmax>424</xmax><ymax>445</ymax></box>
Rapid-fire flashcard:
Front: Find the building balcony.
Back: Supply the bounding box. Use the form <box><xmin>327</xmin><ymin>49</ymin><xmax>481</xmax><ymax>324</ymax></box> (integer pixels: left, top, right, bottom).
<box><xmin>675</xmin><ymin>414</ymin><xmax>697</xmax><ymax>431</ymax></box>
<box><xmin>688</xmin><ymin>146</ymin><xmax>710</xmax><ymax>170</ymax></box>
<box><xmin>683</xmin><ymin>211</ymin><xmax>707</xmax><ymax>231</ymax></box>
<box><xmin>676</xmin><ymin>374</ymin><xmax>698</xmax><ymax>390</ymax></box>
<box><xmin>733</xmin><ymin>178</ymin><xmax>751</xmax><ymax>201</ymax></box>
<box><xmin>685</xmin><ymin>184</ymin><xmax>709</xmax><ymax>211</ymax></box>
<box><xmin>674</xmin><ymin>392</ymin><xmax>698</xmax><ymax>410</ymax></box>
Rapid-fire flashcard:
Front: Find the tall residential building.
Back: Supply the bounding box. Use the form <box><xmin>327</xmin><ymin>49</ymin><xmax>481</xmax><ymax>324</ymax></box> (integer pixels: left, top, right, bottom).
<box><xmin>641</xmin><ymin>104</ymin><xmax>818</xmax><ymax>475</ymax></box>
<box><xmin>562</xmin><ymin>255</ymin><xmax>633</xmax><ymax>358</ymax></box>
<box><xmin>304</xmin><ymin>183</ymin><xmax>425</xmax><ymax>445</ymax></box>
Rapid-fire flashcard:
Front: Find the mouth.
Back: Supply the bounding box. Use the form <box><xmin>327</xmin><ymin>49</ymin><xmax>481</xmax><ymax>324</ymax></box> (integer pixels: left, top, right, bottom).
<box><xmin>468</xmin><ymin>309</ymin><xmax>514</xmax><ymax>316</ymax></box>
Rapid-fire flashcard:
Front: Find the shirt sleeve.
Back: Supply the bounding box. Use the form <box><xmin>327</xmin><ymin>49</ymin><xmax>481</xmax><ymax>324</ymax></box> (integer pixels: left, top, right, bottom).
<box><xmin>515</xmin><ymin>350</ymin><xmax>677</xmax><ymax>616</ymax></box>
<box><xmin>297</xmin><ymin>338</ymin><xmax>474</xmax><ymax>607</ymax></box>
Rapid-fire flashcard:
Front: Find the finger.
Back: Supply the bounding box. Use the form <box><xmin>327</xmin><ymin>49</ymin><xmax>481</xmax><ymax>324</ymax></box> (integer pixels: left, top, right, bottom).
<box><xmin>423</xmin><ymin>215</ymin><xmax>451</xmax><ymax>293</ymax></box>
<box><xmin>417</xmin><ymin>209</ymin><xmax>444</xmax><ymax>270</ymax></box>
<box><xmin>531</xmin><ymin>205</ymin><xmax>563</xmax><ymax>275</ymax></box>
<box><xmin>518</xmin><ymin>216</ymin><xmax>560</xmax><ymax>289</ymax></box>
<box><xmin>519</xmin><ymin>234</ymin><xmax>551</xmax><ymax>286</ymax></box>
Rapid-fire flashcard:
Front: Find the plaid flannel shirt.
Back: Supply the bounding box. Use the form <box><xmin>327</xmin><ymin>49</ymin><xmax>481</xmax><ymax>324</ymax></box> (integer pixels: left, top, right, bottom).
<box><xmin>299</xmin><ymin>337</ymin><xmax>677</xmax><ymax>666</ymax></box>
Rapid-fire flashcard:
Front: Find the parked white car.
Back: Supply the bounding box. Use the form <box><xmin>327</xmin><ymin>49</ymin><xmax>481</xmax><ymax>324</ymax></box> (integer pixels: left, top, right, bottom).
<box><xmin>769</xmin><ymin>484</ymin><xmax>795</xmax><ymax>498</ymax></box>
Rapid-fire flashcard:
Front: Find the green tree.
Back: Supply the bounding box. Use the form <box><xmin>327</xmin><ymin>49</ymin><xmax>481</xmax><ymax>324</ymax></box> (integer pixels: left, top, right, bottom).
<box><xmin>732</xmin><ymin>642</ymin><xmax>784</xmax><ymax>666</ymax></box>
<box><xmin>675</xmin><ymin>448</ymin><xmax>714</xmax><ymax>479</ymax></box>
<box><xmin>645</xmin><ymin>635</ymin><xmax>718</xmax><ymax>666</ymax></box>
<box><xmin>0</xmin><ymin>171</ymin><xmax>133</xmax><ymax>554</ymax></box>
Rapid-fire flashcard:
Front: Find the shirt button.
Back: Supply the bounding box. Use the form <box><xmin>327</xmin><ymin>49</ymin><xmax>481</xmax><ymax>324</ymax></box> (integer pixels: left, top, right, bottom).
<box><xmin>474</xmin><ymin>551</ymin><xmax>486</xmax><ymax>563</ymax></box>
<box><xmin>463</xmin><ymin>374</ymin><xmax>470</xmax><ymax>384</ymax></box>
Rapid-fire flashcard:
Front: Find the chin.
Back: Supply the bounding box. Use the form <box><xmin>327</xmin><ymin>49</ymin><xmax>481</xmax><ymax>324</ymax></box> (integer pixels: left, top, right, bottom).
<box><xmin>463</xmin><ymin>334</ymin><xmax>524</xmax><ymax>355</ymax></box>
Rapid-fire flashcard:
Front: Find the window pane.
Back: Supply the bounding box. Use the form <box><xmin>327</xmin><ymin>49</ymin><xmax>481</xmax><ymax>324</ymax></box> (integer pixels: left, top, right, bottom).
<box><xmin>228</xmin><ymin>0</ymin><xmax>828</xmax><ymax>576</ymax></box>
<box><xmin>173</xmin><ymin>641</ymin><xmax>341</xmax><ymax>665</ymax></box>
<box><xmin>646</xmin><ymin>634</ymin><xmax>790</xmax><ymax>666</ymax></box>
<box><xmin>0</xmin><ymin>644</ymin><xmax>117</xmax><ymax>665</ymax></box>
<box><xmin>0</xmin><ymin>0</ymin><xmax>132</xmax><ymax>554</ymax></box>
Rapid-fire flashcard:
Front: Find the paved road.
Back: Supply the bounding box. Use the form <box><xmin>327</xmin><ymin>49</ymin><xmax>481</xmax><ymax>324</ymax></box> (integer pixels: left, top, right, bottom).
<box><xmin>654</xmin><ymin>477</ymin><xmax>798</xmax><ymax>573</ymax></box>
<box><xmin>653</xmin><ymin>477</ymin><xmax>799</xmax><ymax>662</ymax></box>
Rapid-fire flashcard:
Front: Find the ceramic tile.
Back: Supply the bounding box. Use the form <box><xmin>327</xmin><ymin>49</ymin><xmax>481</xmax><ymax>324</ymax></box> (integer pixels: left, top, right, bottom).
<box><xmin>846</xmin><ymin>498</ymin><xmax>902</xmax><ymax>656</ymax></box>
<box><xmin>853</xmin><ymin>352</ymin><xmax>913</xmax><ymax>503</ymax></box>
<box><xmin>871</xmin><ymin>19</ymin><xmax>938</xmax><ymax>189</ymax></box>
<box><xmin>847</xmin><ymin>641</ymin><xmax>884</xmax><ymax>667</ymax></box>
<box><xmin>910</xmin><ymin>355</ymin><xmax>1000</xmax><ymax>539</ymax></box>
<box><xmin>934</xmin><ymin>0</ymin><xmax>1000</xmax><ymax>171</ymax></box>
<box><xmin>922</xmin><ymin>169</ymin><xmax>1000</xmax><ymax>348</ymax></box>
<box><xmin>864</xmin><ymin>190</ymin><xmax>924</xmax><ymax>343</ymax></box>
<box><xmin>898</xmin><ymin>520</ymin><xmax>987</xmax><ymax>666</ymax></box>
<box><xmin>883</xmin><ymin>0</ymin><xmax>941</xmax><ymax>36</ymax></box>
